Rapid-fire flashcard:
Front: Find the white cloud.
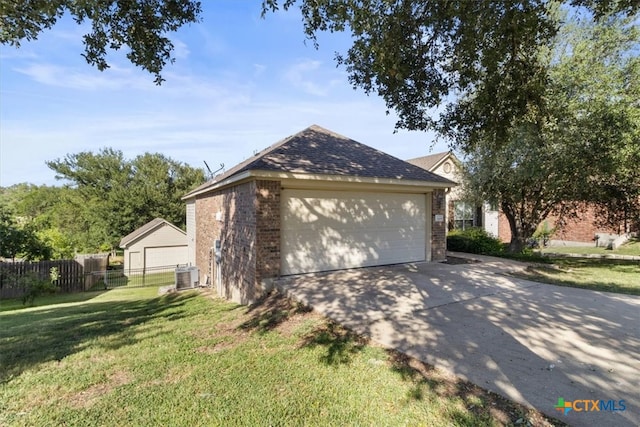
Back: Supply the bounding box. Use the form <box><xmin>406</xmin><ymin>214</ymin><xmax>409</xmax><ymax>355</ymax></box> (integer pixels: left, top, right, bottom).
<box><xmin>283</xmin><ymin>59</ymin><xmax>333</xmax><ymax>96</ymax></box>
<box><xmin>0</xmin><ymin>82</ymin><xmax>448</xmax><ymax>187</ymax></box>
<box><xmin>14</xmin><ymin>63</ymin><xmax>155</xmax><ymax>91</ymax></box>
<box><xmin>0</xmin><ymin>49</ymin><xmax>39</xmax><ymax>60</ymax></box>
<box><xmin>253</xmin><ymin>63</ymin><xmax>266</xmax><ymax>77</ymax></box>
<box><xmin>172</xmin><ymin>39</ymin><xmax>191</xmax><ymax>59</ymax></box>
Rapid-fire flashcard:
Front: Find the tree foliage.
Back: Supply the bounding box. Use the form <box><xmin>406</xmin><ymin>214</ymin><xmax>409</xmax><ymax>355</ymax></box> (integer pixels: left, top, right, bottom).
<box><xmin>0</xmin><ymin>0</ymin><xmax>202</xmax><ymax>84</ymax></box>
<box><xmin>462</xmin><ymin>10</ymin><xmax>640</xmax><ymax>252</ymax></box>
<box><xmin>2</xmin><ymin>150</ymin><xmax>204</xmax><ymax>257</ymax></box>
<box><xmin>263</xmin><ymin>1</ymin><xmax>638</xmax><ymax>148</ymax></box>
<box><xmin>0</xmin><ymin>206</ymin><xmax>52</xmax><ymax>261</ymax></box>
<box><xmin>46</xmin><ymin>148</ymin><xmax>205</xmax><ymax>251</ymax></box>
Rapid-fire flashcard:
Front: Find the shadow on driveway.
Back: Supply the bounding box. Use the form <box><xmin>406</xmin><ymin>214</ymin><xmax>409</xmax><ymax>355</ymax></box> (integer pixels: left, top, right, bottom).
<box><xmin>275</xmin><ymin>259</ymin><xmax>640</xmax><ymax>427</ymax></box>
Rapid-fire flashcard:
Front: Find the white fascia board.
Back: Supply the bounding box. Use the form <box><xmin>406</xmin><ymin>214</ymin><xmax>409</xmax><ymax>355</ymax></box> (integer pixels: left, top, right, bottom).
<box><xmin>255</xmin><ymin>171</ymin><xmax>454</xmax><ymax>190</ymax></box>
<box><xmin>181</xmin><ymin>171</ymin><xmax>253</xmax><ymax>199</ymax></box>
<box><xmin>183</xmin><ymin>169</ymin><xmax>453</xmax><ymax>198</ymax></box>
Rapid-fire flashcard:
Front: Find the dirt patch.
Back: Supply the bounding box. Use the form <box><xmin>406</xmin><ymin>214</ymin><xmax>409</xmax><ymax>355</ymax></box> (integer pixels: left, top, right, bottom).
<box><xmin>147</xmin><ymin>366</ymin><xmax>193</xmax><ymax>386</ymax></box>
<box><xmin>195</xmin><ymin>341</ymin><xmax>238</xmax><ymax>355</ymax></box>
<box><xmin>275</xmin><ymin>311</ymin><xmax>323</xmax><ymax>336</ymax></box>
<box><xmin>442</xmin><ymin>256</ymin><xmax>482</xmax><ymax>265</ymax></box>
<box><xmin>240</xmin><ymin>290</ymin><xmax>312</xmax><ymax>334</ymax></box>
<box><xmin>68</xmin><ymin>370</ymin><xmax>132</xmax><ymax>409</ymax></box>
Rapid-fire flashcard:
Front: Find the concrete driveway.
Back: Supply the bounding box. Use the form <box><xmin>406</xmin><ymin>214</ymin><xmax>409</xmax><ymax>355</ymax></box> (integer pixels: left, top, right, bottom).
<box><xmin>275</xmin><ymin>254</ymin><xmax>640</xmax><ymax>427</ymax></box>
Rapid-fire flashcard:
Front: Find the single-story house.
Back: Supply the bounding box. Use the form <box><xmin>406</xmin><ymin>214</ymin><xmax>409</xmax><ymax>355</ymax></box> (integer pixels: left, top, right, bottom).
<box><xmin>408</xmin><ymin>151</ymin><xmax>499</xmax><ymax>236</ymax></box>
<box><xmin>119</xmin><ymin>218</ymin><xmax>188</xmax><ymax>275</ymax></box>
<box><xmin>183</xmin><ymin>125</ymin><xmax>455</xmax><ymax>304</ymax></box>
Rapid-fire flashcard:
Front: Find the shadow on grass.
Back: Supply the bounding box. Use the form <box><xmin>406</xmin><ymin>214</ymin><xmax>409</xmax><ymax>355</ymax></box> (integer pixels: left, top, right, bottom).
<box><xmin>239</xmin><ymin>291</ymin><xmax>311</xmax><ymax>334</ymax></box>
<box><xmin>0</xmin><ymin>290</ymin><xmax>109</xmax><ymax>313</ymax></box>
<box><xmin>0</xmin><ymin>292</ymin><xmax>197</xmax><ymax>384</ymax></box>
<box><xmin>516</xmin><ymin>258</ymin><xmax>640</xmax><ymax>296</ymax></box>
<box><xmin>298</xmin><ymin>321</ymin><xmax>368</xmax><ymax>365</ymax></box>
<box><xmin>239</xmin><ymin>291</ymin><xmax>366</xmax><ymax>365</ymax></box>
<box><xmin>386</xmin><ymin>350</ymin><xmax>567</xmax><ymax>426</ymax></box>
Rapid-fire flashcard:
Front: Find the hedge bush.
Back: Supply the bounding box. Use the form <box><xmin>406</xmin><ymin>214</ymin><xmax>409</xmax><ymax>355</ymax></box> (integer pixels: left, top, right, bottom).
<box><xmin>446</xmin><ymin>227</ymin><xmax>505</xmax><ymax>255</ymax></box>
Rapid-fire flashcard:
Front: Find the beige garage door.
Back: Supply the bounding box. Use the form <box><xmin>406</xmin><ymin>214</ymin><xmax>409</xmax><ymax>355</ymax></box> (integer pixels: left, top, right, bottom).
<box><xmin>144</xmin><ymin>246</ymin><xmax>188</xmax><ymax>270</ymax></box>
<box><xmin>281</xmin><ymin>189</ymin><xmax>426</xmax><ymax>275</ymax></box>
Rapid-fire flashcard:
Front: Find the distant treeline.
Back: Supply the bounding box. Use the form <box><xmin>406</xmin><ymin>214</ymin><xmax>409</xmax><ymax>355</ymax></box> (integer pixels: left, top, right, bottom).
<box><xmin>1</xmin><ymin>149</ymin><xmax>205</xmax><ymax>260</ymax></box>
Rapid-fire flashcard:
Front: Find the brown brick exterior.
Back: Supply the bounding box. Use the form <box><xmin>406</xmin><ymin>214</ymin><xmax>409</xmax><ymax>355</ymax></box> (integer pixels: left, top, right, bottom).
<box><xmin>496</xmin><ymin>204</ymin><xmax>622</xmax><ymax>245</ymax></box>
<box><xmin>255</xmin><ymin>180</ymin><xmax>281</xmax><ymax>281</ymax></box>
<box><xmin>546</xmin><ymin>205</ymin><xmax>620</xmax><ymax>243</ymax></box>
<box><xmin>498</xmin><ymin>211</ymin><xmax>512</xmax><ymax>243</ymax></box>
<box><xmin>194</xmin><ymin>180</ymin><xmax>281</xmax><ymax>304</ymax></box>
<box><xmin>432</xmin><ymin>190</ymin><xmax>446</xmax><ymax>261</ymax></box>
<box><xmin>194</xmin><ymin>181</ymin><xmax>448</xmax><ymax>303</ymax></box>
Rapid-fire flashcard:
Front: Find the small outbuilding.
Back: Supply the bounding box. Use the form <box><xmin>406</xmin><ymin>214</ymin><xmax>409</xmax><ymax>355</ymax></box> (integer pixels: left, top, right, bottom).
<box><xmin>119</xmin><ymin>218</ymin><xmax>188</xmax><ymax>275</ymax></box>
<box><xmin>183</xmin><ymin>125</ymin><xmax>455</xmax><ymax>304</ymax></box>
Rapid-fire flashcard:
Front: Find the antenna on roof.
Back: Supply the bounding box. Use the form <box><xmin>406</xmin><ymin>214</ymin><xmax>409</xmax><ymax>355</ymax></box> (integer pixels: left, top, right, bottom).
<box><xmin>203</xmin><ymin>161</ymin><xmax>225</xmax><ymax>180</ymax></box>
<box><xmin>203</xmin><ymin>161</ymin><xmax>214</xmax><ymax>179</ymax></box>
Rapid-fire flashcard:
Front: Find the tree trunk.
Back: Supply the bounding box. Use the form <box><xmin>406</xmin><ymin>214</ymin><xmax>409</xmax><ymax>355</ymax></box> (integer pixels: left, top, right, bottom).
<box><xmin>505</xmin><ymin>212</ymin><xmax>531</xmax><ymax>253</ymax></box>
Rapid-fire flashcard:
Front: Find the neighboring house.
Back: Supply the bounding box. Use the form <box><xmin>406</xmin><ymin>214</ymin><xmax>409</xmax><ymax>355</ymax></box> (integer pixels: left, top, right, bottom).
<box><xmin>407</xmin><ymin>152</ymin><xmax>499</xmax><ymax>236</ymax></box>
<box><xmin>119</xmin><ymin>218</ymin><xmax>188</xmax><ymax>275</ymax></box>
<box><xmin>498</xmin><ymin>208</ymin><xmax>630</xmax><ymax>247</ymax></box>
<box><xmin>183</xmin><ymin>125</ymin><xmax>454</xmax><ymax>304</ymax></box>
<box><xmin>409</xmin><ymin>152</ymin><xmax>629</xmax><ymax>246</ymax></box>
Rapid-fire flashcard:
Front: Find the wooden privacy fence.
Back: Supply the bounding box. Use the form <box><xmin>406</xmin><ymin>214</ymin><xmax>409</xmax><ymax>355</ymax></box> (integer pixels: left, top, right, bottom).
<box><xmin>0</xmin><ymin>255</ymin><xmax>109</xmax><ymax>300</ymax></box>
<box><xmin>75</xmin><ymin>253</ymin><xmax>110</xmax><ymax>290</ymax></box>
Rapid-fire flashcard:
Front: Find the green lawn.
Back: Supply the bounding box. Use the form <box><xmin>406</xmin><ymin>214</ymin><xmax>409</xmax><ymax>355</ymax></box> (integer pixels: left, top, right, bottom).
<box><xmin>0</xmin><ymin>287</ymin><xmax>562</xmax><ymax>426</ymax></box>
<box><xmin>102</xmin><ymin>269</ymin><xmax>176</xmax><ymax>288</ymax></box>
<box><xmin>541</xmin><ymin>238</ymin><xmax>640</xmax><ymax>257</ymax></box>
<box><xmin>514</xmin><ymin>258</ymin><xmax>640</xmax><ymax>295</ymax></box>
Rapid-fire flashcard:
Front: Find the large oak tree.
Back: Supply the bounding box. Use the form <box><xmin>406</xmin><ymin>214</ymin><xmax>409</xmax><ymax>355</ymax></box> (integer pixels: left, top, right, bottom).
<box><xmin>462</xmin><ymin>10</ymin><xmax>640</xmax><ymax>252</ymax></box>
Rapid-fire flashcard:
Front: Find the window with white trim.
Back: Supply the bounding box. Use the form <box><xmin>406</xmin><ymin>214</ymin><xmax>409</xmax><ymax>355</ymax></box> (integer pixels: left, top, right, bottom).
<box><xmin>453</xmin><ymin>201</ymin><xmax>475</xmax><ymax>230</ymax></box>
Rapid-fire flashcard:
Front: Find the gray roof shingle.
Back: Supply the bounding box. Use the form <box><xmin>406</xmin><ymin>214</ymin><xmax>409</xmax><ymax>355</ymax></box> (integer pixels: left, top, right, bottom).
<box><xmin>406</xmin><ymin>151</ymin><xmax>451</xmax><ymax>172</ymax></box>
<box><xmin>119</xmin><ymin>218</ymin><xmax>184</xmax><ymax>248</ymax></box>
<box><xmin>185</xmin><ymin>125</ymin><xmax>454</xmax><ymax>197</ymax></box>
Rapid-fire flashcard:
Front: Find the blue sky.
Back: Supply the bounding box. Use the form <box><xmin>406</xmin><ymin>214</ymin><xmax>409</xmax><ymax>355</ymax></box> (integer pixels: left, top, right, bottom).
<box><xmin>0</xmin><ymin>1</ymin><xmax>448</xmax><ymax>187</ymax></box>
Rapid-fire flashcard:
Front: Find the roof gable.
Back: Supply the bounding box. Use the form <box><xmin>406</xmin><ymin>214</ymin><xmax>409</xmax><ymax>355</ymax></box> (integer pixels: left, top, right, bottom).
<box><xmin>119</xmin><ymin>218</ymin><xmax>185</xmax><ymax>248</ymax></box>
<box><xmin>185</xmin><ymin>125</ymin><xmax>453</xmax><ymax>198</ymax></box>
<box><xmin>406</xmin><ymin>151</ymin><xmax>456</xmax><ymax>172</ymax></box>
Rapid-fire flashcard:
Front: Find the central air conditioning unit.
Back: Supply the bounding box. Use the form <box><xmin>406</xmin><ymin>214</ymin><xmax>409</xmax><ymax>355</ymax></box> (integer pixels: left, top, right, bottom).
<box><xmin>175</xmin><ymin>266</ymin><xmax>200</xmax><ymax>290</ymax></box>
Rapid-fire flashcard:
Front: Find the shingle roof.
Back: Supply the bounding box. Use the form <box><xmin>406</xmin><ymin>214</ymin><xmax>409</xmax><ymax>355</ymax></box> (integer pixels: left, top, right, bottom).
<box><xmin>406</xmin><ymin>152</ymin><xmax>451</xmax><ymax>172</ymax></box>
<box><xmin>185</xmin><ymin>125</ymin><xmax>454</xmax><ymax>198</ymax></box>
<box><xmin>119</xmin><ymin>218</ymin><xmax>185</xmax><ymax>248</ymax></box>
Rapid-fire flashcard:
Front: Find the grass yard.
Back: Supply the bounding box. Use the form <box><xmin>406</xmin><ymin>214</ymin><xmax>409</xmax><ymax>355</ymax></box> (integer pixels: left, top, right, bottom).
<box><xmin>541</xmin><ymin>238</ymin><xmax>640</xmax><ymax>257</ymax></box>
<box><xmin>103</xmin><ymin>269</ymin><xmax>176</xmax><ymax>289</ymax></box>
<box><xmin>514</xmin><ymin>258</ymin><xmax>640</xmax><ymax>296</ymax></box>
<box><xmin>0</xmin><ymin>287</ymin><xmax>563</xmax><ymax>426</ymax></box>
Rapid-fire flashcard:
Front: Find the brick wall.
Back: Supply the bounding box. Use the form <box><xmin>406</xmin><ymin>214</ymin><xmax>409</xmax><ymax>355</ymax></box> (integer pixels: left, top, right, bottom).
<box><xmin>547</xmin><ymin>204</ymin><xmax>620</xmax><ymax>243</ymax></box>
<box><xmin>496</xmin><ymin>203</ymin><xmax>622</xmax><ymax>245</ymax></box>
<box><xmin>194</xmin><ymin>191</ymin><xmax>220</xmax><ymax>287</ymax></box>
<box><xmin>194</xmin><ymin>179</ymin><xmax>281</xmax><ymax>304</ymax></box>
<box><xmin>432</xmin><ymin>190</ymin><xmax>446</xmax><ymax>261</ymax></box>
<box><xmin>255</xmin><ymin>180</ymin><xmax>281</xmax><ymax>283</ymax></box>
<box><xmin>498</xmin><ymin>211</ymin><xmax>512</xmax><ymax>243</ymax></box>
<box><xmin>195</xmin><ymin>181</ymin><xmax>257</xmax><ymax>303</ymax></box>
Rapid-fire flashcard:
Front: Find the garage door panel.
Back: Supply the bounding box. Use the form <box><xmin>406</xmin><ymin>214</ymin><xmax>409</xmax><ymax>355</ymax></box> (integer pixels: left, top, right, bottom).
<box><xmin>282</xmin><ymin>190</ymin><xmax>426</xmax><ymax>275</ymax></box>
<box><xmin>144</xmin><ymin>246</ymin><xmax>188</xmax><ymax>270</ymax></box>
